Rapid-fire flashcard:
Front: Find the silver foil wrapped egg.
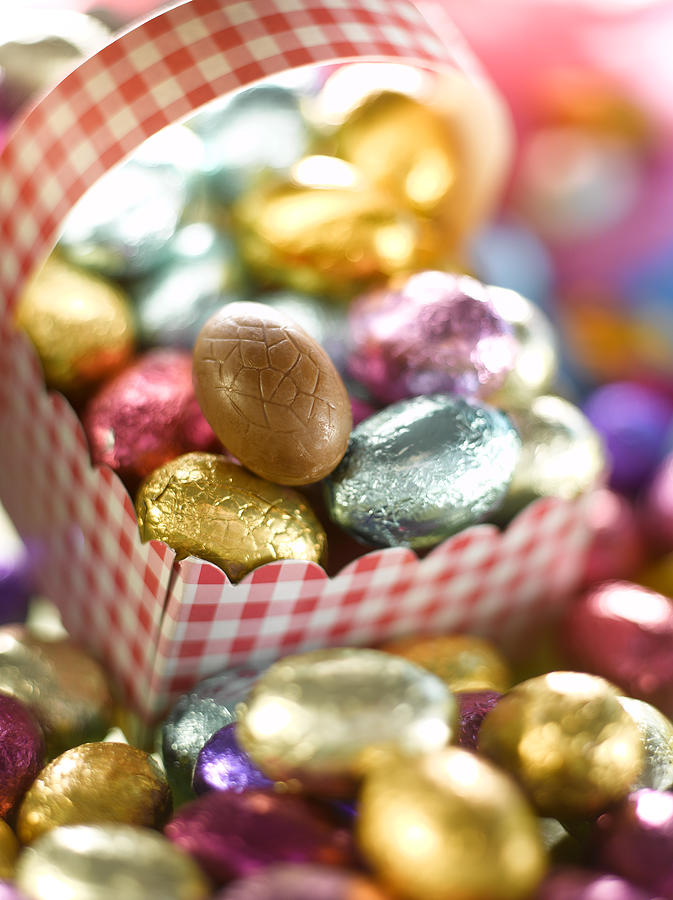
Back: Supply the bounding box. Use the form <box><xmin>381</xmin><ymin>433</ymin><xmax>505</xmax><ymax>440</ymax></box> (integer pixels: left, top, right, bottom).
<box><xmin>132</xmin><ymin>223</ymin><xmax>247</xmax><ymax>349</ymax></box>
<box><xmin>58</xmin><ymin>125</ymin><xmax>203</xmax><ymax>279</ymax></box>
<box><xmin>324</xmin><ymin>394</ymin><xmax>520</xmax><ymax>549</ymax></box>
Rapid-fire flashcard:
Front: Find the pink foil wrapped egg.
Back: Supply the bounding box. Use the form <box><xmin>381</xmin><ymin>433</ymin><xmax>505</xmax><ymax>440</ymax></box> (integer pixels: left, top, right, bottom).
<box><xmin>82</xmin><ymin>349</ymin><xmax>217</xmax><ymax>490</ymax></box>
<box><xmin>346</xmin><ymin>271</ymin><xmax>518</xmax><ymax>405</ymax></box>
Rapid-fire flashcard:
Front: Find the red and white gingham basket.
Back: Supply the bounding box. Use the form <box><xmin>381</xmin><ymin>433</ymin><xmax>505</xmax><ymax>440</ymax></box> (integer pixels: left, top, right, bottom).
<box><xmin>0</xmin><ymin>0</ymin><xmax>593</xmax><ymax>722</ymax></box>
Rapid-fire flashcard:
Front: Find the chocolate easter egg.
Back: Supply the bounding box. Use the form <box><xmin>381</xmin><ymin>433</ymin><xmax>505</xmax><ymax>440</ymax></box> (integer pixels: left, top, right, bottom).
<box><xmin>193</xmin><ymin>302</ymin><xmax>351</xmax><ymax>485</ymax></box>
<box><xmin>324</xmin><ymin>394</ymin><xmax>520</xmax><ymax>549</ymax></box>
<box><xmin>0</xmin><ymin>694</ymin><xmax>44</xmax><ymax>820</ymax></box>
<box><xmin>136</xmin><ymin>453</ymin><xmax>326</xmax><ymax>581</ymax></box>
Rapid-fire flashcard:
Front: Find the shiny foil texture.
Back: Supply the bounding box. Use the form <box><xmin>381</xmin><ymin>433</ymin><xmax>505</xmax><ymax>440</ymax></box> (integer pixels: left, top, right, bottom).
<box><xmin>16</xmin><ymin>742</ymin><xmax>172</xmax><ymax>844</ymax></box>
<box><xmin>216</xmin><ymin>863</ymin><xmax>391</xmax><ymax>900</ymax></box>
<box><xmin>193</xmin><ymin>302</ymin><xmax>352</xmax><ymax>485</ymax></box>
<box><xmin>456</xmin><ymin>690</ymin><xmax>503</xmax><ymax>751</ymax></box>
<box><xmin>594</xmin><ymin>789</ymin><xmax>673</xmax><ymax>898</ymax></box>
<box><xmin>358</xmin><ymin>747</ymin><xmax>547</xmax><ymax>900</ymax></box>
<box><xmin>334</xmin><ymin>91</ymin><xmax>459</xmax><ymax>223</ymax></box>
<box><xmin>346</xmin><ymin>271</ymin><xmax>518</xmax><ymax>405</ymax></box>
<box><xmin>133</xmin><ymin>223</ymin><xmax>248</xmax><ymax>350</ymax></box>
<box><xmin>162</xmin><ymin>665</ymin><xmax>263</xmax><ymax>807</ymax></box>
<box><xmin>58</xmin><ymin>125</ymin><xmax>202</xmax><ymax>279</ymax></box>
<box><xmin>478</xmin><ymin>672</ymin><xmax>643</xmax><ymax>818</ymax></box>
<box><xmin>379</xmin><ymin>634</ymin><xmax>511</xmax><ymax>693</ymax></box>
<box><xmin>617</xmin><ymin>696</ymin><xmax>673</xmax><ymax>792</ymax></box>
<box><xmin>233</xmin><ymin>155</ymin><xmax>441</xmax><ymax>298</ymax></box>
<box><xmin>0</xmin><ymin>694</ymin><xmax>43</xmax><ymax>819</ymax></box>
<box><xmin>83</xmin><ymin>349</ymin><xmax>217</xmax><ymax>490</ymax></box>
<box><xmin>0</xmin><ymin>626</ymin><xmax>114</xmax><ymax>758</ymax></box>
<box><xmin>536</xmin><ymin>867</ymin><xmax>652</xmax><ymax>900</ymax></box>
<box><xmin>563</xmin><ymin>581</ymin><xmax>673</xmax><ymax>717</ymax></box>
<box><xmin>165</xmin><ymin>789</ymin><xmax>355</xmax><ymax>885</ymax></box>
<box><xmin>136</xmin><ymin>453</ymin><xmax>326</xmax><ymax>581</ymax></box>
<box><xmin>15</xmin><ymin>255</ymin><xmax>135</xmax><ymax>398</ymax></box>
<box><xmin>15</xmin><ymin>824</ymin><xmax>210</xmax><ymax>900</ymax></box>
<box><xmin>324</xmin><ymin>394</ymin><xmax>520</xmax><ymax>550</ymax></box>
<box><xmin>237</xmin><ymin>647</ymin><xmax>455</xmax><ymax>797</ymax></box>
<box><xmin>193</xmin><ymin>724</ymin><xmax>272</xmax><ymax>796</ymax></box>
<box><xmin>496</xmin><ymin>395</ymin><xmax>606</xmax><ymax>523</ymax></box>
<box><xmin>0</xmin><ymin>820</ymin><xmax>19</xmax><ymax>880</ymax></box>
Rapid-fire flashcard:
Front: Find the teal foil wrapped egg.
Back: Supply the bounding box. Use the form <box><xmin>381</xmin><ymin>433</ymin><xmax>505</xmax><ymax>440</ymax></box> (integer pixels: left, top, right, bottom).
<box><xmin>324</xmin><ymin>394</ymin><xmax>520</xmax><ymax>549</ymax></box>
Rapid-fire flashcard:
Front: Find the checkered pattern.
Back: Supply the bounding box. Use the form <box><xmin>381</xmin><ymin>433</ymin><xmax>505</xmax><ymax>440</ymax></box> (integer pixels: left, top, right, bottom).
<box><xmin>0</xmin><ymin>0</ymin><xmax>587</xmax><ymax>722</ymax></box>
<box><xmin>151</xmin><ymin>494</ymin><xmax>592</xmax><ymax>718</ymax></box>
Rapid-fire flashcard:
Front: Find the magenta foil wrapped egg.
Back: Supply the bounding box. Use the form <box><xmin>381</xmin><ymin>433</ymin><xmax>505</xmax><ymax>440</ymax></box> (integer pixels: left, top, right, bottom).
<box><xmin>164</xmin><ymin>789</ymin><xmax>355</xmax><ymax>885</ymax></box>
<box><xmin>346</xmin><ymin>271</ymin><xmax>518</xmax><ymax>404</ymax></box>
<box><xmin>215</xmin><ymin>864</ymin><xmax>390</xmax><ymax>900</ymax></box>
<box><xmin>535</xmin><ymin>866</ymin><xmax>653</xmax><ymax>900</ymax></box>
<box><xmin>0</xmin><ymin>694</ymin><xmax>44</xmax><ymax>819</ymax></box>
<box><xmin>82</xmin><ymin>348</ymin><xmax>217</xmax><ymax>489</ymax></box>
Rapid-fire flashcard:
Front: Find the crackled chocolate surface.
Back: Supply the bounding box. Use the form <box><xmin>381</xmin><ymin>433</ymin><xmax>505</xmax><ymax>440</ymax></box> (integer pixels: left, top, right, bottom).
<box><xmin>193</xmin><ymin>302</ymin><xmax>351</xmax><ymax>485</ymax></box>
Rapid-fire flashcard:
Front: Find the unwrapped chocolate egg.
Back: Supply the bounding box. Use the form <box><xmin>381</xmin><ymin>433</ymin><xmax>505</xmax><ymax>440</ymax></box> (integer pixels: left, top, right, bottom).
<box><xmin>193</xmin><ymin>724</ymin><xmax>272</xmax><ymax>796</ymax></box>
<box><xmin>0</xmin><ymin>627</ymin><xmax>113</xmax><ymax>758</ymax></box>
<box><xmin>563</xmin><ymin>581</ymin><xmax>673</xmax><ymax>717</ymax></box>
<box><xmin>358</xmin><ymin>747</ymin><xmax>547</xmax><ymax>900</ymax></box>
<box><xmin>162</xmin><ymin>665</ymin><xmax>263</xmax><ymax>806</ymax></box>
<box><xmin>15</xmin><ymin>255</ymin><xmax>135</xmax><ymax>397</ymax></box>
<box><xmin>193</xmin><ymin>302</ymin><xmax>351</xmax><ymax>485</ymax></box>
<box><xmin>136</xmin><ymin>453</ymin><xmax>326</xmax><ymax>581</ymax></box>
<box><xmin>216</xmin><ymin>863</ymin><xmax>391</xmax><ymax>900</ymax></box>
<box><xmin>494</xmin><ymin>395</ymin><xmax>605</xmax><ymax>523</ymax></box>
<box><xmin>380</xmin><ymin>633</ymin><xmax>511</xmax><ymax>692</ymax></box>
<box><xmin>478</xmin><ymin>672</ymin><xmax>643</xmax><ymax>818</ymax></box>
<box><xmin>618</xmin><ymin>696</ymin><xmax>673</xmax><ymax>792</ymax></box>
<box><xmin>233</xmin><ymin>155</ymin><xmax>440</xmax><ymax>297</ymax></box>
<box><xmin>0</xmin><ymin>694</ymin><xmax>44</xmax><ymax>820</ymax></box>
<box><xmin>324</xmin><ymin>393</ymin><xmax>520</xmax><ymax>549</ymax></box>
<box><xmin>133</xmin><ymin>223</ymin><xmax>247</xmax><ymax>349</ymax></box>
<box><xmin>83</xmin><ymin>349</ymin><xmax>216</xmax><ymax>488</ymax></box>
<box><xmin>487</xmin><ymin>286</ymin><xmax>559</xmax><ymax>406</ymax></box>
<box><xmin>16</xmin><ymin>742</ymin><xmax>172</xmax><ymax>843</ymax></box>
<box><xmin>237</xmin><ymin>647</ymin><xmax>455</xmax><ymax>797</ymax></box>
<box><xmin>165</xmin><ymin>789</ymin><xmax>355</xmax><ymax>884</ymax></box>
<box><xmin>58</xmin><ymin>125</ymin><xmax>202</xmax><ymax>278</ymax></box>
<box><xmin>347</xmin><ymin>271</ymin><xmax>518</xmax><ymax>404</ymax></box>
<box><xmin>15</xmin><ymin>824</ymin><xmax>209</xmax><ymax>900</ymax></box>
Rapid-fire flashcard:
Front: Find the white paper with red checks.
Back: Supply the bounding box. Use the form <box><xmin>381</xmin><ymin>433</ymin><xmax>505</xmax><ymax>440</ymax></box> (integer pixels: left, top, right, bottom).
<box><xmin>0</xmin><ymin>0</ymin><xmax>593</xmax><ymax>722</ymax></box>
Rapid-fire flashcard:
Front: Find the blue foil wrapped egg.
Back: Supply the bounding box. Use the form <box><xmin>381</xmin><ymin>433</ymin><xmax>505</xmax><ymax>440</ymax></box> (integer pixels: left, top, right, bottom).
<box><xmin>324</xmin><ymin>394</ymin><xmax>520</xmax><ymax>549</ymax></box>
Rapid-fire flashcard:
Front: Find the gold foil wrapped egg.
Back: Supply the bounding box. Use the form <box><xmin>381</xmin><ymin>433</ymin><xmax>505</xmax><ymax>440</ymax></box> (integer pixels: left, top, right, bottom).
<box><xmin>618</xmin><ymin>696</ymin><xmax>673</xmax><ymax>792</ymax></box>
<box><xmin>16</xmin><ymin>742</ymin><xmax>172</xmax><ymax>844</ymax></box>
<box><xmin>15</xmin><ymin>824</ymin><xmax>209</xmax><ymax>900</ymax></box>
<box><xmin>15</xmin><ymin>254</ymin><xmax>135</xmax><ymax>397</ymax></box>
<box><xmin>334</xmin><ymin>91</ymin><xmax>459</xmax><ymax>223</ymax></box>
<box><xmin>478</xmin><ymin>672</ymin><xmax>643</xmax><ymax>818</ymax></box>
<box><xmin>135</xmin><ymin>452</ymin><xmax>326</xmax><ymax>581</ymax></box>
<box><xmin>494</xmin><ymin>395</ymin><xmax>606</xmax><ymax>523</ymax></box>
<box><xmin>379</xmin><ymin>633</ymin><xmax>511</xmax><ymax>693</ymax></box>
<box><xmin>237</xmin><ymin>647</ymin><xmax>456</xmax><ymax>797</ymax></box>
<box><xmin>358</xmin><ymin>747</ymin><xmax>547</xmax><ymax>900</ymax></box>
<box><xmin>0</xmin><ymin>626</ymin><xmax>114</xmax><ymax>758</ymax></box>
<box><xmin>233</xmin><ymin>155</ymin><xmax>441</xmax><ymax>298</ymax></box>
<box><xmin>0</xmin><ymin>820</ymin><xmax>19</xmax><ymax>880</ymax></box>
<box><xmin>486</xmin><ymin>286</ymin><xmax>559</xmax><ymax>406</ymax></box>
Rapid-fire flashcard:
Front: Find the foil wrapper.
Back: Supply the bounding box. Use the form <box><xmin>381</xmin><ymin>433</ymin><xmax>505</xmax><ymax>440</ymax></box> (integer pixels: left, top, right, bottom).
<box><xmin>193</xmin><ymin>724</ymin><xmax>272</xmax><ymax>796</ymax></box>
<box><xmin>347</xmin><ymin>271</ymin><xmax>518</xmax><ymax>405</ymax></box>
<box><xmin>0</xmin><ymin>694</ymin><xmax>44</xmax><ymax>820</ymax></box>
<box><xmin>618</xmin><ymin>696</ymin><xmax>673</xmax><ymax>792</ymax></box>
<box><xmin>324</xmin><ymin>394</ymin><xmax>520</xmax><ymax>549</ymax></box>
<box><xmin>15</xmin><ymin>824</ymin><xmax>209</xmax><ymax>900</ymax></box>
<box><xmin>135</xmin><ymin>453</ymin><xmax>327</xmax><ymax>581</ymax></box>
<box><xmin>133</xmin><ymin>223</ymin><xmax>247</xmax><ymax>349</ymax></box>
<box><xmin>216</xmin><ymin>864</ymin><xmax>391</xmax><ymax>900</ymax></box>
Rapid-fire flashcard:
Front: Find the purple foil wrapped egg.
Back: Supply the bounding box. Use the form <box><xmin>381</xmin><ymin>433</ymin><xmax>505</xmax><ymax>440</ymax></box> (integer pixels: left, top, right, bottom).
<box><xmin>83</xmin><ymin>348</ymin><xmax>217</xmax><ymax>490</ymax></box>
<box><xmin>0</xmin><ymin>507</ymin><xmax>31</xmax><ymax>625</ymax></box>
<box><xmin>347</xmin><ymin>271</ymin><xmax>518</xmax><ymax>405</ymax></box>
<box><xmin>583</xmin><ymin>382</ymin><xmax>673</xmax><ymax>494</ymax></box>
<box><xmin>456</xmin><ymin>691</ymin><xmax>502</xmax><ymax>750</ymax></box>
<box><xmin>643</xmin><ymin>453</ymin><xmax>673</xmax><ymax>552</ymax></box>
<box><xmin>193</xmin><ymin>724</ymin><xmax>272</xmax><ymax>796</ymax></box>
<box><xmin>0</xmin><ymin>694</ymin><xmax>44</xmax><ymax>818</ymax></box>
<box><xmin>164</xmin><ymin>789</ymin><xmax>355</xmax><ymax>885</ymax></box>
<box><xmin>215</xmin><ymin>863</ymin><xmax>390</xmax><ymax>900</ymax></box>
<box><xmin>535</xmin><ymin>866</ymin><xmax>653</xmax><ymax>900</ymax></box>
<box><xmin>594</xmin><ymin>790</ymin><xmax>673</xmax><ymax>898</ymax></box>
<box><xmin>563</xmin><ymin>581</ymin><xmax>673</xmax><ymax>716</ymax></box>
